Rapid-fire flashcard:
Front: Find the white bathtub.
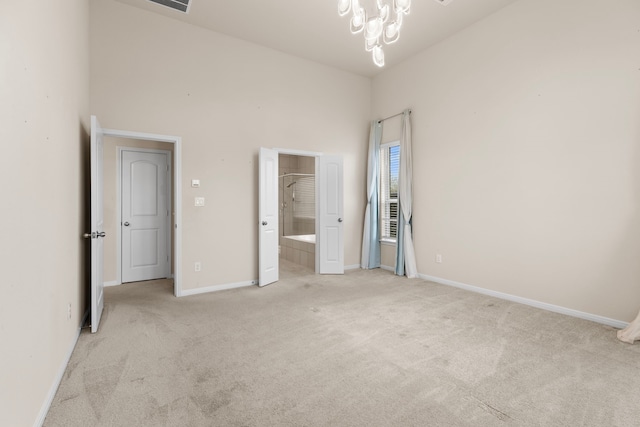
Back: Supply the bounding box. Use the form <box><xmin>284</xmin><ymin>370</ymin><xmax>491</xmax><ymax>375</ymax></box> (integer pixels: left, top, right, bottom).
<box><xmin>280</xmin><ymin>234</ymin><xmax>316</xmax><ymax>269</ymax></box>
<box><xmin>284</xmin><ymin>234</ymin><xmax>316</xmax><ymax>244</ymax></box>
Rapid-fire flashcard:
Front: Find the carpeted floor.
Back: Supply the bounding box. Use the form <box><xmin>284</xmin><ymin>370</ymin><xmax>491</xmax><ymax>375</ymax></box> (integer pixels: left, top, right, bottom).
<box><xmin>45</xmin><ymin>260</ymin><xmax>640</xmax><ymax>426</ymax></box>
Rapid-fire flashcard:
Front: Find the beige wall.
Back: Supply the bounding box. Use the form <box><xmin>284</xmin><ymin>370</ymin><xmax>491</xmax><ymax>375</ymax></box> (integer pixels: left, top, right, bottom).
<box><xmin>381</xmin><ymin>242</ymin><xmax>397</xmax><ymax>269</ymax></box>
<box><xmin>103</xmin><ymin>137</ymin><xmax>175</xmax><ymax>283</ymax></box>
<box><xmin>373</xmin><ymin>0</ymin><xmax>640</xmax><ymax>321</ymax></box>
<box><xmin>90</xmin><ymin>0</ymin><xmax>371</xmax><ymax>290</ymax></box>
<box><xmin>0</xmin><ymin>0</ymin><xmax>90</xmax><ymax>425</ymax></box>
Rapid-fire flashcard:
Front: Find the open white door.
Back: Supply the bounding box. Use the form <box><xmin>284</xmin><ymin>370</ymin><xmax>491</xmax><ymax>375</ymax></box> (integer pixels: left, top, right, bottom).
<box><xmin>89</xmin><ymin>116</ymin><xmax>105</xmax><ymax>333</ymax></box>
<box><xmin>259</xmin><ymin>148</ymin><xmax>279</xmax><ymax>286</ymax></box>
<box><xmin>318</xmin><ymin>155</ymin><xmax>344</xmax><ymax>274</ymax></box>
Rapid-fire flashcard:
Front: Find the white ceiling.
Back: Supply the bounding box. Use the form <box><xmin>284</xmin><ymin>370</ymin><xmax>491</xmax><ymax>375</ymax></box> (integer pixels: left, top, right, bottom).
<box><xmin>113</xmin><ymin>0</ymin><xmax>519</xmax><ymax>77</ymax></box>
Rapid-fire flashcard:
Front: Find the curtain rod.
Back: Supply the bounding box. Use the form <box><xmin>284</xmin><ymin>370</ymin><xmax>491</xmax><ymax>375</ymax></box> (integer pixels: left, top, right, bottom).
<box><xmin>377</xmin><ymin>109</ymin><xmax>411</xmax><ymax>123</ymax></box>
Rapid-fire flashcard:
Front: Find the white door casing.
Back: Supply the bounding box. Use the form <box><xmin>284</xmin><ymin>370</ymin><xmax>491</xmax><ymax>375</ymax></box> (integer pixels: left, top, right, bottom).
<box><xmin>104</xmin><ymin>128</ymin><xmax>181</xmax><ymax>296</ymax></box>
<box><xmin>318</xmin><ymin>155</ymin><xmax>344</xmax><ymax>274</ymax></box>
<box><xmin>121</xmin><ymin>150</ymin><xmax>170</xmax><ymax>283</ymax></box>
<box><xmin>90</xmin><ymin>116</ymin><xmax>105</xmax><ymax>333</ymax></box>
<box><xmin>259</xmin><ymin>148</ymin><xmax>279</xmax><ymax>286</ymax></box>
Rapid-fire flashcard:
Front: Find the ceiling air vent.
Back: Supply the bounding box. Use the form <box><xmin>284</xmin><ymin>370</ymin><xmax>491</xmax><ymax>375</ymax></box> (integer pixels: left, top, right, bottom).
<box><xmin>148</xmin><ymin>0</ymin><xmax>191</xmax><ymax>13</ymax></box>
<box><xmin>433</xmin><ymin>0</ymin><xmax>455</xmax><ymax>5</ymax></box>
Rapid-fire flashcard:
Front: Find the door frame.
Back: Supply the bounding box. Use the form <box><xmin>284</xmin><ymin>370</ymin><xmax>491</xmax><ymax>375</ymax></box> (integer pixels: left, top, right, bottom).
<box><xmin>102</xmin><ymin>127</ymin><xmax>183</xmax><ymax>297</ymax></box>
<box><xmin>116</xmin><ymin>147</ymin><xmax>172</xmax><ymax>284</ymax></box>
<box><xmin>273</xmin><ymin>148</ymin><xmax>322</xmax><ymax>273</ymax></box>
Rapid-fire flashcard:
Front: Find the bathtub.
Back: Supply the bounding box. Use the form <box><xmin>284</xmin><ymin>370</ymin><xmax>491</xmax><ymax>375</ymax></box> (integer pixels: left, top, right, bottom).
<box><xmin>285</xmin><ymin>234</ymin><xmax>315</xmax><ymax>244</ymax></box>
<box><xmin>280</xmin><ymin>234</ymin><xmax>315</xmax><ymax>269</ymax></box>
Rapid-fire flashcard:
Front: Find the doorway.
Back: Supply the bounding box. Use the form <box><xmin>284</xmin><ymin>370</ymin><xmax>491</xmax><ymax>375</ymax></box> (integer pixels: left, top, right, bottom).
<box><xmin>258</xmin><ymin>147</ymin><xmax>344</xmax><ymax>287</ymax></box>
<box><xmin>90</xmin><ymin>117</ymin><xmax>183</xmax><ymax>332</ymax></box>
<box><xmin>279</xmin><ymin>153</ymin><xmax>316</xmax><ymax>275</ymax></box>
<box><xmin>101</xmin><ymin>128</ymin><xmax>183</xmax><ymax>297</ymax></box>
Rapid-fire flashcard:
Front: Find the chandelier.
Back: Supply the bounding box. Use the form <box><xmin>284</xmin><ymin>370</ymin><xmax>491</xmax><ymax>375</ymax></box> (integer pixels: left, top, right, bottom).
<box><xmin>338</xmin><ymin>0</ymin><xmax>412</xmax><ymax>67</ymax></box>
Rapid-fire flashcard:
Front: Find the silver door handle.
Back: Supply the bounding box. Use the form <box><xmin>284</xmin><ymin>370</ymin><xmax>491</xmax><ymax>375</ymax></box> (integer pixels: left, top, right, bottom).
<box><xmin>83</xmin><ymin>231</ymin><xmax>106</xmax><ymax>239</ymax></box>
<box><xmin>338</xmin><ymin>218</ymin><xmax>343</xmax><ymax>223</ymax></box>
<box><xmin>262</xmin><ymin>221</ymin><xmax>268</xmax><ymax>226</ymax></box>
<box><xmin>123</xmin><ymin>222</ymin><xmax>130</xmax><ymax>226</ymax></box>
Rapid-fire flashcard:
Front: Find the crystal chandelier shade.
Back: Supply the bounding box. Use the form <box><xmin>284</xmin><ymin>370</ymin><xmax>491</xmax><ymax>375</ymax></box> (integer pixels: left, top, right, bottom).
<box><xmin>338</xmin><ymin>0</ymin><xmax>411</xmax><ymax>67</ymax></box>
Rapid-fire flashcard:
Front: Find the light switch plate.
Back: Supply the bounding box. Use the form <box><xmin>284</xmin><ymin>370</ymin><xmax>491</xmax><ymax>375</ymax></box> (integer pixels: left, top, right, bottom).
<box><xmin>195</xmin><ymin>197</ymin><xmax>205</xmax><ymax>207</ymax></box>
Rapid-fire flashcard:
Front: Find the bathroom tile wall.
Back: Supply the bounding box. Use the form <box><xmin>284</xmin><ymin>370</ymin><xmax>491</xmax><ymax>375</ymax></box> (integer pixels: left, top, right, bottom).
<box><xmin>280</xmin><ymin>236</ymin><xmax>315</xmax><ymax>270</ymax></box>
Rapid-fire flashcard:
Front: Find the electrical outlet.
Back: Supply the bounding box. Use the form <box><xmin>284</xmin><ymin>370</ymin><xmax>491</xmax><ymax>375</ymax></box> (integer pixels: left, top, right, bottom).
<box><xmin>194</xmin><ymin>197</ymin><xmax>205</xmax><ymax>207</ymax></box>
<box><xmin>67</xmin><ymin>303</ymin><xmax>72</xmax><ymax>320</ymax></box>
<box><xmin>194</xmin><ymin>262</ymin><xmax>201</xmax><ymax>272</ymax></box>
<box><xmin>436</xmin><ymin>254</ymin><xmax>443</xmax><ymax>264</ymax></box>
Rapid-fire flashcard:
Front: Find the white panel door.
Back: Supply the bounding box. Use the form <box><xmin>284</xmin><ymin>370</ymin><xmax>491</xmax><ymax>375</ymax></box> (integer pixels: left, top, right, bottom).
<box><xmin>89</xmin><ymin>116</ymin><xmax>105</xmax><ymax>333</ymax></box>
<box><xmin>259</xmin><ymin>147</ymin><xmax>279</xmax><ymax>286</ymax></box>
<box><xmin>122</xmin><ymin>150</ymin><xmax>170</xmax><ymax>283</ymax></box>
<box><xmin>318</xmin><ymin>155</ymin><xmax>344</xmax><ymax>274</ymax></box>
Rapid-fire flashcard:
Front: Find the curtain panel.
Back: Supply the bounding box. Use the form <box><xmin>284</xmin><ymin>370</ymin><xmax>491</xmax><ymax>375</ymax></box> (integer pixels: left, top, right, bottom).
<box><xmin>361</xmin><ymin>120</ymin><xmax>382</xmax><ymax>269</ymax></box>
<box><xmin>395</xmin><ymin>110</ymin><xmax>418</xmax><ymax>278</ymax></box>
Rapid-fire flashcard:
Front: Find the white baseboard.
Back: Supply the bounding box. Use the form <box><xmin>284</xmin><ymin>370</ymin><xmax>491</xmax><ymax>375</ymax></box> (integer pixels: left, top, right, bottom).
<box><xmin>179</xmin><ymin>279</ymin><xmax>257</xmax><ymax>297</ymax></box>
<box><xmin>380</xmin><ymin>264</ymin><xmax>395</xmax><ymax>272</ymax></box>
<box><xmin>344</xmin><ymin>264</ymin><xmax>360</xmax><ymax>271</ymax></box>
<box><xmin>34</xmin><ymin>309</ymin><xmax>89</xmax><ymax>427</ymax></box>
<box><xmin>419</xmin><ymin>273</ymin><xmax>628</xmax><ymax>329</ymax></box>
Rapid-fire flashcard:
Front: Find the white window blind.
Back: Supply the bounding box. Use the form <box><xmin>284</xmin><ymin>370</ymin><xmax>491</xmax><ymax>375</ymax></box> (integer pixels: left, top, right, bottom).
<box><xmin>380</xmin><ymin>142</ymin><xmax>399</xmax><ymax>241</ymax></box>
<box><xmin>293</xmin><ymin>176</ymin><xmax>315</xmax><ymax>219</ymax></box>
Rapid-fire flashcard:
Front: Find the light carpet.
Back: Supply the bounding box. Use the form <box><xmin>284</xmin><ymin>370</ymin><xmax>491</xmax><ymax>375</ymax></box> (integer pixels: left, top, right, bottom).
<box><xmin>45</xmin><ymin>260</ymin><xmax>640</xmax><ymax>426</ymax></box>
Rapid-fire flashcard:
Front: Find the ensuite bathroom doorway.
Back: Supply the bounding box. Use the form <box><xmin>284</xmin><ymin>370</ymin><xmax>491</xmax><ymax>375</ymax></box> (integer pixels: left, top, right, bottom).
<box><xmin>259</xmin><ymin>147</ymin><xmax>343</xmax><ymax>286</ymax></box>
<box><xmin>278</xmin><ymin>153</ymin><xmax>316</xmax><ymax>279</ymax></box>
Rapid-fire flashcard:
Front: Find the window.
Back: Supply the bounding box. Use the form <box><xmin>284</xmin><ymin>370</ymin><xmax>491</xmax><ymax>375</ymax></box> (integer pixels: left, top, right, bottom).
<box><xmin>380</xmin><ymin>142</ymin><xmax>399</xmax><ymax>242</ymax></box>
<box><xmin>292</xmin><ymin>175</ymin><xmax>315</xmax><ymax>220</ymax></box>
